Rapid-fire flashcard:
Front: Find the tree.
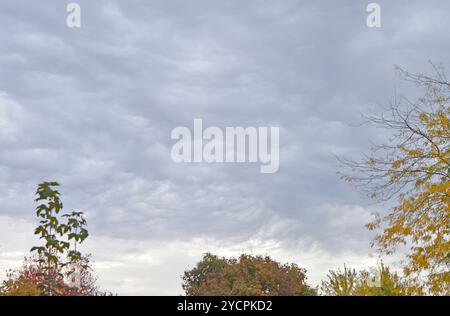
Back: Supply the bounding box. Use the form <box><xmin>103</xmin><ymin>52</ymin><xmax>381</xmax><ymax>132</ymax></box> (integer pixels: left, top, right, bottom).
<box><xmin>320</xmin><ymin>265</ymin><xmax>358</xmax><ymax>296</ymax></box>
<box><xmin>30</xmin><ymin>181</ymin><xmax>90</xmax><ymax>295</ymax></box>
<box><xmin>183</xmin><ymin>253</ymin><xmax>317</xmax><ymax>296</ymax></box>
<box><xmin>355</xmin><ymin>264</ymin><xmax>407</xmax><ymax>296</ymax></box>
<box><xmin>0</xmin><ymin>255</ymin><xmax>100</xmax><ymax>296</ymax></box>
<box><xmin>321</xmin><ymin>263</ymin><xmax>406</xmax><ymax>296</ymax></box>
<box><xmin>1</xmin><ymin>181</ymin><xmax>108</xmax><ymax>296</ymax></box>
<box><xmin>0</xmin><ymin>257</ymin><xmax>42</xmax><ymax>296</ymax></box>
<box><xmin>340</xmin><ymin>64</ymin><xmax>449</xmax><ymax>295</ymax></box>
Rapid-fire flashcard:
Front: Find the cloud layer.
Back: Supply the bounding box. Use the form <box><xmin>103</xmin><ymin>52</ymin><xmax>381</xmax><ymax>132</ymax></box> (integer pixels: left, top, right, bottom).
<box><xmin>0</xmin><ymin>0</ymin><xmax>449</xmax><ymax>294</ymax></box>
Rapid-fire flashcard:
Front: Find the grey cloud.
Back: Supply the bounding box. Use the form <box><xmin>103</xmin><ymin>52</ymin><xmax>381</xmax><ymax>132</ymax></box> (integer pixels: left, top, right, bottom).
<box><xmin>0</xmin><ymin>0</ymin><xmax>449</xmax><ymax>294</ymax></box>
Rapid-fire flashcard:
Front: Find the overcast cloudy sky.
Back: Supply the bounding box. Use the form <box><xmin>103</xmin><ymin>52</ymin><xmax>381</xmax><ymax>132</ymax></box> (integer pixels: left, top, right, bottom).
<box><xmin>0</xmin><ymin>0</ymin><xmax>449</xmax><ymax>295</ymax></box>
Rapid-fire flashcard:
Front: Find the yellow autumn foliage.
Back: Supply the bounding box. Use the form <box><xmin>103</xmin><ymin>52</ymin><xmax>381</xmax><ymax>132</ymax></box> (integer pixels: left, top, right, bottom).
<box><xmin>342</xmin><ymin>66</ymin><xmax>449</xmax><ymax>295</ymax></box>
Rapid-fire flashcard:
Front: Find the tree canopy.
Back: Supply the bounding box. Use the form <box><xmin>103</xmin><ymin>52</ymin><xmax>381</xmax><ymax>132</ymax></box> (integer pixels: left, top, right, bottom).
<box><xmin>183</xmin><ymin>253</ymin><xmax>317</xmax><ymax>296</ymax></box>
<box><xmin>0</xmin><ymin>182</ymin><xmax>107</xmax><ymax>296</ymax></box>
<box><xmin>341</xmin><ymin>65</ymin><xmax>449</xmax><ymax>295</ymax></box>
<box><xmin>321</xmin><ymin>264</ymin><xmax>407</xmax><ymax>296</ymax></box>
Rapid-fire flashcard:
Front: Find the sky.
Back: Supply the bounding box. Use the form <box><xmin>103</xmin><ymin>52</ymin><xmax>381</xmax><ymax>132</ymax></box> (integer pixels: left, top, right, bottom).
<box><xmin>0</xmin><ymin>0</ymin><xmax>449</xmax><ymax>295</ymax></box>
